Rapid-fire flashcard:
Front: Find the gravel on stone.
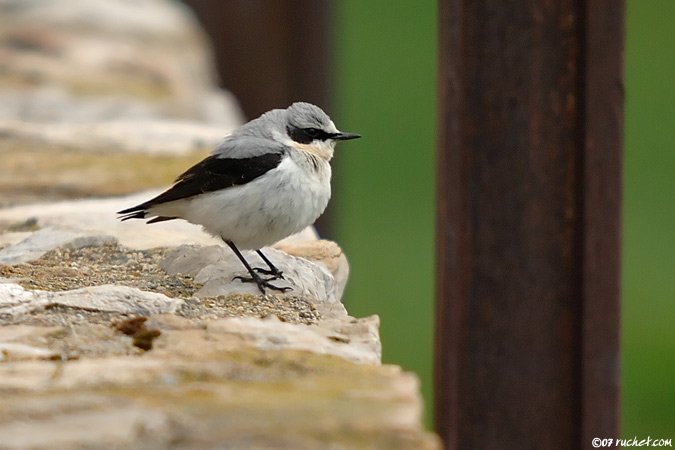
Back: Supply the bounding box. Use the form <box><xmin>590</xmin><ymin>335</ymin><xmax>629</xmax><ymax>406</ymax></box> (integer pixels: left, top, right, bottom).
<box><xmin>0</xmin><ymin>243</ymin><xmax>322</xmax><ymax>326</ymax></box>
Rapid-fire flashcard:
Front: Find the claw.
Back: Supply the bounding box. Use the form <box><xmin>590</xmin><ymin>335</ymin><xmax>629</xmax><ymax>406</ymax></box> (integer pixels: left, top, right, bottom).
<box><xmin>233</xmin><ymin>274</ymin><xmax>291</xmax><ymax>294</ymax></box>
<box><xmin>252</xmin><ymin>267</ymin><xmax>284</xmax><ymax>280</ymax></box>
<box><xmin>223</xmin><ymin>240</ymin><xmax>291</xmax><ymax>295</ymax></box>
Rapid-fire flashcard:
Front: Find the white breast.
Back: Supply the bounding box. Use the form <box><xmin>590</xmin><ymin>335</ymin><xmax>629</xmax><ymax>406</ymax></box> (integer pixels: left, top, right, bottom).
<box><xmin>162</xmin><ymin>154</ymin><xmax>332</xmax><ymax>249</ymax></box>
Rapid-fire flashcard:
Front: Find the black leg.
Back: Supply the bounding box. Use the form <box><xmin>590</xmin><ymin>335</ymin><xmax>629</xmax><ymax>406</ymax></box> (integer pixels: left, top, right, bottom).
<box><xmin>224</xmin><ymin>240</ymin><xmax>290</xmax><ymax>294</ymax></box>
<box><xmin>254</xmin><ymin>249</ymin><xmax>284</xmax><ymax>279</ymax></box>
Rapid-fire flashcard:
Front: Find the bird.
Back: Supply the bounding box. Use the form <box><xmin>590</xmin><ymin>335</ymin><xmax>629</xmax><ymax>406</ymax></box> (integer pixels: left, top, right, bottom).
<box><xmin>118</xmin><ymin>102</ymin><xmax>361</xmax><ymax>294</ymax></box>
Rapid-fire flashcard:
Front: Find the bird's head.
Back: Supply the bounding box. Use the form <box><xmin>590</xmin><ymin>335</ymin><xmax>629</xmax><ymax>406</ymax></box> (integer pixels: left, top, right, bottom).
<box><xmin>280</xmin><ymin>102</ymin><xmax>361</xmax><ymax>161</ymax></box>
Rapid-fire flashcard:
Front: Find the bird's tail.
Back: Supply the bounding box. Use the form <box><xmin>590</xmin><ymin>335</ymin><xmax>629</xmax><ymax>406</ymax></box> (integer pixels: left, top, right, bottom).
<box><xmin>117</xmin><ymin>206</ymin><xmax>147</xmax><ymax>221</ymax></box>
<box><xmin>117</xmin><ymin>204</ymin><xmax>176</xmax><ymax>224</ymax></box>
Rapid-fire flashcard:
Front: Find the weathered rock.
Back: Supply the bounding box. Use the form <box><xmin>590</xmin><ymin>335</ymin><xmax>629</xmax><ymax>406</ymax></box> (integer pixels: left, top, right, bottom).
<box><xmin>0</xmin><ymin>0</ymin><xmax>244</xmax><ymax>208</ymax></box>
<box><xmin>0</xmin><ymin>325</ymin><xmax>68</xmax><ymax>362</ymax></box>
<box><xmin>275</xmin><ymin>239</ymin><xmax>350</xmax><ymax>301</ymax></box>
<box><xmin>204</xmin><ymin>315</ymin><xmax>381</xmax><ymax>364</ymax></box>
<box><xmin>0</xmin><ymin>120</ymin><xmax>229</xmax><ymax>156</ymax></box>
<box><xmin>0</xmin><ymin>193</ymin><xmax>221</xmax><ymax>249</ymax></box>
<box><xmin>0</xmin><ymin>285</ymin><xmax>380</xmax><ymax>365</ymax></box>
<box><xmin>0</xmin><ymin>351</ymin><xmax>441</xmax><ymax>449</ymax></box>
<box><xmin>163</xmin><ymin>244</ymin><xmax>346</xmax><ymax>308</ymax></box>
<box><xmin>0</xmin><ymin>219</ymin><xmax>436</xmax><ymax>446</ymax></box>
<box><xmin>0</xmin><ymin>231</ymin><xmax>33</xmax><ymax>250</ymax></box>
<box><xmin>0</xmin><ymin>404</ymin><xmax>172</xmax><ymax>450</ymax></box>
<box><xmin>53</xmin><ymin>285</ymin><xmax>184</xmax><ymax>315</ymax></box>
<box><xmin>0</xmin><ymin>236</ymin><xmax>374</xmax><ymax>364</ymax></box>
<box><xmin>0</xmin><ymin>227</ymin><xmax>117</xmax><ymax>264</ymax></box>
<box><xmin>0</xmin><ymin>283</ymin><xmax>184</xmax><ymax>321</ymax></box>
<box><xmin>0</xmin><ymin>0</ymin><xmax>243</xmax><ymax>125</ymax></box>
<box><xmin>0</xmin><ymin>146</ymin><xmax>215</xmax><ymax>208</ymax></box>
<box><xmin>0</xmin><ymin>342</ymin><xmax>58</xmax><ymax>362</ymax></box>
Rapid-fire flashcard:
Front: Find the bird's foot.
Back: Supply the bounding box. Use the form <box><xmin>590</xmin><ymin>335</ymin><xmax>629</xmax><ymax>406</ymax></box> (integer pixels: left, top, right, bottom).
<box><xmin>233</xmin><ymin>273</ymin><xmax>291</xmax><ymax>294</ymax></box>
<box><xmin>252</xmin><ymin>266</ymin><xmax>284</xmax><ymax>280</ymax></box>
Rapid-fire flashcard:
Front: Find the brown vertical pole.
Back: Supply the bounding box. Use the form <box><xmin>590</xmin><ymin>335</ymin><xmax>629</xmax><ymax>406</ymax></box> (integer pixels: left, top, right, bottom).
<box><xmin>435</xmin><ymin>0</ymin><xmax>623</xmax><ymax>448</ymax></box>
<box><xmin>581</xmin><ymin>1</ymin><xmax>624</xmax><ymax>444</ymax></box>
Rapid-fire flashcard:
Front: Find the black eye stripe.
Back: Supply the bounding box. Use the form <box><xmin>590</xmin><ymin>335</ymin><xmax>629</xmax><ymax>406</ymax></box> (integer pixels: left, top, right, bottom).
<box><xmin>288</xmin><ymin>126</ymin><xmax>333</xmax><ymax>144</ymax></box>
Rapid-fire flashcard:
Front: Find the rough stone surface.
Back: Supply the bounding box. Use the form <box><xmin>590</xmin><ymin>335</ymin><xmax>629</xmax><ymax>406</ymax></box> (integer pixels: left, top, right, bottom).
<box><xmin>205</xmin><ymin>315</ymin><xmax>381</xmax><ymax>365</ymax></box>
<box><xmin>0</xmin><ymin>0</ymin><xmax>243</xmax><ymax>125</ymax></box>
<box><xmin>0</xmin><ymin>0</ymin><xmax>243</xmax><ymax>208</ymax></box>
<box><xmin>0</xmin><ymin>237</ymin><xmax>377</xmax><ymax>363</ymax></box>
<box><xmin>0</xmin><ymin>283</ymin><xmax>184</xmax><ymax>320</ymax></box>
<box><xmin>0</xmin><ymin>120</ymin><xmax>229</xmax><ymax>155</ymax></box>
<box><xmin>0</xmin><ymin>280</ymin><xmax>380</xmax><ymax>365</ymax></box>
<box><xmin>0</xmin><ymin>226</ymin><xmax>117</xmax><ymax>264</ymax></box>
<box><xmin>0</xmin><ymin>242</ymin><xmax>331</xmax><ymax>326</ymax></box>
<box><xmin>0</xmin><ymin>404</ymin><xmax>171</xmax><ymax>449</ymax></box>
<box><xmin>0</xmin><ymin>225</ymin><xmax>433</xmax><ymax>448</ymax></box>
<box><xmin>0</xmin><ymin>146</ymin><xmax>212</xmax><ymax>208</ymax></box>
<box><xmin>275</xmin><ymin>239</ymin><xmax>350</xmax><ymax>301</ymax></box>
<box><xmin>0</xmin><ymin>342</ymin><xmax>58</xmax><ymax>362</ymax></box>
<box><xmin>0</xmin><ymin>193</ymin><xmax>220</xmax><ymax>248</ymax></box>
<box><xmin>163</xmin><ymin>245</ymin><xmax>347</xmax><ymax>309</ymax></box>
<box><xmin>0</xmin><ymin>352</ymin><xmax>440</xmax><ymax>449</ymax></box>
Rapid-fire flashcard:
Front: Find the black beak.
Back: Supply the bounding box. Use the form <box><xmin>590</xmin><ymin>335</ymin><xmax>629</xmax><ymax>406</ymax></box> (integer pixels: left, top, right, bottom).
<box><xmin>333</xmin><ymin>131</ymin><xmax>361</xmax><ymax>141</ymax></box>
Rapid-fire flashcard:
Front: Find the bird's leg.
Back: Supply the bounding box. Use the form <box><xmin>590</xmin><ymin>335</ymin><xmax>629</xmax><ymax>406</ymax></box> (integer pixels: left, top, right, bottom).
<box><xmin>224</xmin><ymin>240</ymin><xmax>291</xmax><ymax>294</ymax></box>
<box><xmin>252</xmin><ymin>249</ymin><xmax>284</xmax><ymax>279</ymax></box>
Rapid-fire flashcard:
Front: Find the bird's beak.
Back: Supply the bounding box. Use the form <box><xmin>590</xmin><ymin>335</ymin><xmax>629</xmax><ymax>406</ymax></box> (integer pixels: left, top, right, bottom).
<box><xmin>333</xmin><ymin>131</ymin><xmax>361</xmax><ymax>141</ymax></box>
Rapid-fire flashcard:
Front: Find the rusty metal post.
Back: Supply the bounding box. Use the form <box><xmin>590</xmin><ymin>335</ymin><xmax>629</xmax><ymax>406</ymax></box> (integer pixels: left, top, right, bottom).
<box><xmin>435</xmin><ymin>1</ymin><xmax>623</xmax><ymax>448</ymax></box>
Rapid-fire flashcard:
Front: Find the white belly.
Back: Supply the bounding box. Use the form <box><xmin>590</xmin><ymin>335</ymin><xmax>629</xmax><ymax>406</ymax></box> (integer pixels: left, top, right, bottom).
<box><xmin>152</xmin><ymin>156</ymin><xmax>331</xmax><ymax>249</ymax></box>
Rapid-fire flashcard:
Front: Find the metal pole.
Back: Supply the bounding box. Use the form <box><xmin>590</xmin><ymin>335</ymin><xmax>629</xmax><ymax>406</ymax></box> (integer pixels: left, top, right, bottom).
<box><xmin>435</xmin><ymin>1</ymin><xmax>623</xmax><ymax>448</ymax></box>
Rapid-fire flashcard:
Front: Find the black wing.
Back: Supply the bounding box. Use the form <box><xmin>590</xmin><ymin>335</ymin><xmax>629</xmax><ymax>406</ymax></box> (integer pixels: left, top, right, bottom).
<box><xmin>118</xmin><ymin>152</ymin><xmax>284</xmax><ymax>220</ymax></box>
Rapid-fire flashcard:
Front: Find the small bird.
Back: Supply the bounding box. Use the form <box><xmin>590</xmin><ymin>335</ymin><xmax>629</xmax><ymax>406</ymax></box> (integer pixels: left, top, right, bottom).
<box><xmin>118</xmin><ymin>102</ymin><xmax>360</xmax><ymax>294</ymax></box>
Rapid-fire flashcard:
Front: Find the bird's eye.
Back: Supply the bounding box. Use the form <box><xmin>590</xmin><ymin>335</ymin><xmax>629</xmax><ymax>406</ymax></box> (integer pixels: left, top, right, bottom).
<box><xmin>288</xmin><ymin>126</ymin><xmax>327</xmax><ymax>144</ymax></box>
<box><xmin>305</xmin><ymin>128</ymin><xmax>320</xmax><ymax>138</ymax></box>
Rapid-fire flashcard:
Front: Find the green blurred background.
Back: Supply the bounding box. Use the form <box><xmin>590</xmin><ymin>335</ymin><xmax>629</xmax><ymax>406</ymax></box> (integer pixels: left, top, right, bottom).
<box><xmin>332</xmin><ymin>0</ymin><xmax>675</xmax><ymax>436</ymax></box>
